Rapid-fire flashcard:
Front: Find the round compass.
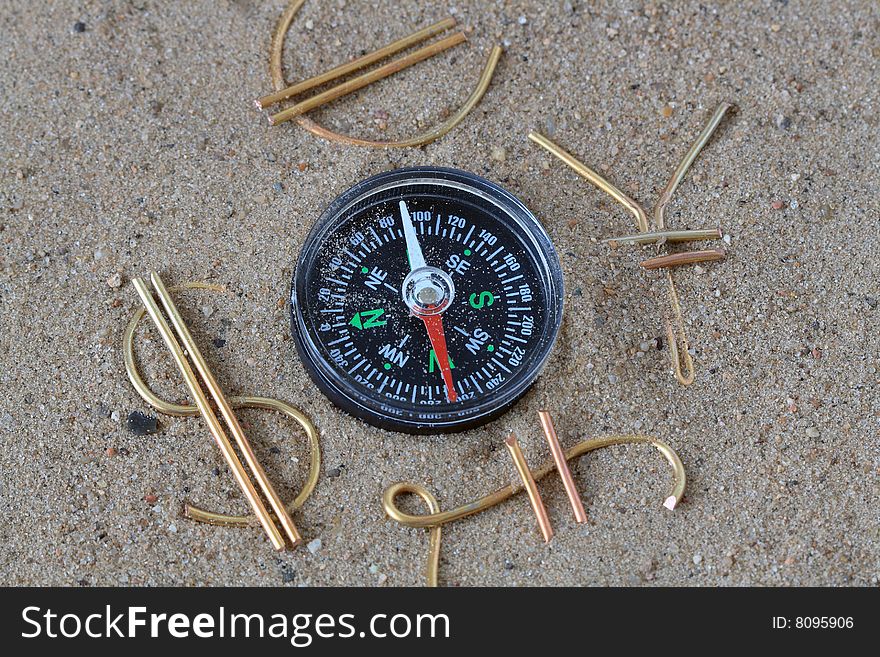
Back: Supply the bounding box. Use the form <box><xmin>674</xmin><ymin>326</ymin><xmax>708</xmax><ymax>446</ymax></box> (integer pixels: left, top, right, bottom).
<box><xmin>290</xmin><ymin>167</ymin><xmax>564</xmax><ymax>433</ymax></box>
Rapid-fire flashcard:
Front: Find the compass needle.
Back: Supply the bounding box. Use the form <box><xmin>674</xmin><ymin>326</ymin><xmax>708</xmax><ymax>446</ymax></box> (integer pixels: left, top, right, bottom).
<box><xmin>291</xmin><ymin>168</ymin><xmax>564</xmax><ymax>433</ymax></box>
<box><xmin>399</xmin><ymin>200</ymin><xmax>427</xmax><ymax>270</ymax></box>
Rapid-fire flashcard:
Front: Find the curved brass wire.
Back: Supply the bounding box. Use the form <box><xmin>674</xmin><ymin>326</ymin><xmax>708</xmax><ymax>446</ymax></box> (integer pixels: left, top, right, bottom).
<box><xmin>384</xmin><ymin>483</ymin><xmax>442</xmax><ymax>587</ymax></box>
<box><xmin>269</xmin><ymin>0</ymin><xmax>502</xmax><ymax>148</ymax></box>
<box><xmin>383</xmin><ymin>434</ymin><xmax>685</xmax><ymax>585</ymax></box>
<box><xmin>123</xmin><ymin>283</ymin><xmax>321</xmax><ymax>527</ymax></box>
<box><xmin>664</xmin><ymin>272</ymin><xmax>695</xmax><ymax>385</ymax></box>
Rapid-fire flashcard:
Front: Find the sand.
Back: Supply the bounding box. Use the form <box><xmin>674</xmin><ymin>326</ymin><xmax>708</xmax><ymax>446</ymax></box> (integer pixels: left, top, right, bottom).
<box><xmin>1</xmin><ymin>0</ymin><xmax>878</xmax><ymax>586</ymax></box>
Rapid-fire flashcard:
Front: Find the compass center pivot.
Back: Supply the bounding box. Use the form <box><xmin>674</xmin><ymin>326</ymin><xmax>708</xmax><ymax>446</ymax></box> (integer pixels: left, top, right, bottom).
<box><xmin>402</xmin><ymin>266</ymin><xmax>455</xmax><ymax>316</ymax></box>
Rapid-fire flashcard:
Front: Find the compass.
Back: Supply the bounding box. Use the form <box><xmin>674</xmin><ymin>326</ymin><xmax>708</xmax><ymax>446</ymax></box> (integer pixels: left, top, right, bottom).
<box><xmin>290</xmin><ymin>167</ymin><xmax>564</xmax><ymax>433</ymax></box>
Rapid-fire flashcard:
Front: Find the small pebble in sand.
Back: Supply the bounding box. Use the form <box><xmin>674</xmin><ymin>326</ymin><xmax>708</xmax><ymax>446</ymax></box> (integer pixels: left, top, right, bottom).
<box><xmin>106</xmin><ymin>272</ymin><xmax>122</xmax><ymax>288</ymax></box>
<box><xmin>693</xmin><ymin>553</ymin><xmax>703</xmax><ymax>565</ymax></box>
<box><xmin>106</xmin><ymin>447</ymin><xmax>118</xmax><ymax>457</ymax></box>
<box><xmin>127</xmin><ymin>411</ymin><xmax>158</xmax><ymax>435</ymax></box>
<box><xmin>305</xmin><ymin>19</ymin><xmax>314</xmax><ymax>30</ymax></box>
<box><xmin>144</xmin><ymin>494</ymin><xmax>158</xmax><ymax>505</ymax></box>
<box><xmin>377</xmin><ymin>573</ymin><xmax>387</xmax><ymax>584</ymax></box>
<box><xmin>201</xmin><ymin>305</ymin><xmax>214</xmax><ymax>318</ymax></box>
<box><xmin>660</xmin><ymin>104</ymin><xmax>674</xmax><ymax>118</ymax></box>
<box><xmin>307</xmin><ymin>538</ymin><xmax>322</xmax><ymax>554</ymax></box>
<box><xmin>73</xmin><ymin>21</ymin><xmax>86</xmax><ymax>33</ymax></box>
<box><xmin>490</xmin><ymin>146</ymin><xmax>507</xmax><ymax>162</ymax></box>
<box><xmin>518</xmin><ymin>15</ymin><xmax>528</xmax><ymax>25</ymax></box>
<box><xmin>369</xmin><ymin>563</ymin><xmax>379</xmax><ymax>574</ymax></box>
<box><xmin>805</xmin><ymin>427</ymin><xmax>820</xmax><ymax>438</ymax></box>
<box><xmin>168</xmin><ymin>524</ymin><xmax>177</xmax><ymax>533</ymax></box>
<box><xmin>771</xmin><ymin>200</ymin><xmax>785</xmax><ymax>210</ymax></box>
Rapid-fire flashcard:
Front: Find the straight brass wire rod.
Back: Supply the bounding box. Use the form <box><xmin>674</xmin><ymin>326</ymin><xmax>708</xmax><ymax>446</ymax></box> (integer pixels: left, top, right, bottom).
<box><xmin>131</xmin><ymin>278</ymin><xmax>286</xmax><ymax>550</ymax></box>
<box><xmin>149</xmin><ymin>273</ymin><xmax>303</xmax><ymax>548</ymax></box>
<box><xmin>654</xmin><ymin>102</ymin><xmax>734</xmax><ymax>229</ymax></box>
<box><xmin>528</xmin><ymin>131</ymin><xmax>650</xmax><ymax>232</ymax></box>
<box><xmin>255</xmin><ymin>17</ymin><xmax>456</xmax><ymax>109</ymax></box>
<box><xmin>505</xmin><ymin>435</ymin><xmax>553</xmax><ymax>542</ymax></box>
<box><xmin>640</xmin><ymin>248</ymin><xmax>726</xmax><ymax>270</ymax></box>
<box><xmin>538</xmin><ymin>411</ymin><xmax>587</xmax><ymax>524</ymax></box>
<box><xmin>605</xmin><ymin>227</ymin><xmax>723</xmax><ymax>247</ymax></box>
<box><xmin>269</xmin><ymin>32</ymin><xmax>467</xmax><ymax>126</ymax></box>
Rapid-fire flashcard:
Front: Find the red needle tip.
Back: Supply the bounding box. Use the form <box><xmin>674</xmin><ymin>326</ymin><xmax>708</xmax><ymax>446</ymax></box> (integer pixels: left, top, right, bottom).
<box><xmin>420</xmin><ymin>313</ymin><xmax>457</xmax><ymax>402</ymax></box>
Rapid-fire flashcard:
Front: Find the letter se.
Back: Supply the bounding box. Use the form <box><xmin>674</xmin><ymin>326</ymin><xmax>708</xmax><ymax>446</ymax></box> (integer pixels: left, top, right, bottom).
<box><xmin>445</xmin><ymin>254</ymin><xmax>471</xmax><ymax>275</ymax></box>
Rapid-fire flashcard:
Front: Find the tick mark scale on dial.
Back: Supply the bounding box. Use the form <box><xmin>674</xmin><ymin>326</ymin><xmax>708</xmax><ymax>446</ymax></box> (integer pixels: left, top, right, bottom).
<box><xmin>492</xmin><ymin>358</ymin><xmax>512</xmax><ymax>374</ymax></box>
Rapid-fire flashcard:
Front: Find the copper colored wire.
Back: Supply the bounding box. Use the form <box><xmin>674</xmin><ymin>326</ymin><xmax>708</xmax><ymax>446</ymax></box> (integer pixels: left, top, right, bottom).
<box><xmin>504</xmin><ymin>435</ymin><xmax>553</xmax><ymax>543</ymax></box>
<box><xmin>538</xmin><ymin>411</ymin><xmax>587</xmax><ymax>523</ymax></box>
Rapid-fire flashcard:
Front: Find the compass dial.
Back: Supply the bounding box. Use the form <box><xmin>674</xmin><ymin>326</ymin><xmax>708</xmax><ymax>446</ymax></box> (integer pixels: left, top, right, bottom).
<box><xmin>290</xmin><ymin>167</ymin><xmax>564</xmax><ymax>433</ymax></box>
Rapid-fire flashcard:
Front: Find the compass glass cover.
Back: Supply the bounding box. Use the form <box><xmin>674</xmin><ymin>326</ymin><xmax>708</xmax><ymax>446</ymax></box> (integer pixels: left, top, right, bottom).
<box><xmin>291</xmin><ymin>167</ymin><xmax>563</xmax><ymax>433</ymax></box>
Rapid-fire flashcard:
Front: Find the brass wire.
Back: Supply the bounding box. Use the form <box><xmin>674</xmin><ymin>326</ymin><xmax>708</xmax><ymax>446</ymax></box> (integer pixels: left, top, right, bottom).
<box><xmin>604</xmin><ymin>227</ymin><xmax>723</xmax><ymax>247</ymax></box>
<box><xmin>384</xmin><ymin>434</ymin><xmax>686</xmax><ymax>586</ymax></box>
<box><xmin>268</xmin><ymin>0</ymin><xmax>502</xmax><ymax>147</ymax></box>
<box><xmin>268</xmin><ymin>32</ymin><xmax>468</xmax><ymax>126</ymax></box>
<box><xmin>123</xmin><ymin>282</ymin><xmax>321</xmax><ymax>531</ymax></box>
<box><xmin>256</xmin><ymin>17</ymin><xmax>456</xmax><ymax>109</ymax></box>
<box><xmin>528</xmin><ymin>103</ymin><xmax>734</xmax><ymax>386</ymax></box>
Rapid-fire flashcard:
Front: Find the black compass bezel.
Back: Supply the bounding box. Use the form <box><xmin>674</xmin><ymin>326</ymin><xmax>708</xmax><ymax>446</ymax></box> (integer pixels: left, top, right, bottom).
<box><xmin>290</xmin><ymin>167</ymin><xmax>564</xmax><ymax>434</ymax></box>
